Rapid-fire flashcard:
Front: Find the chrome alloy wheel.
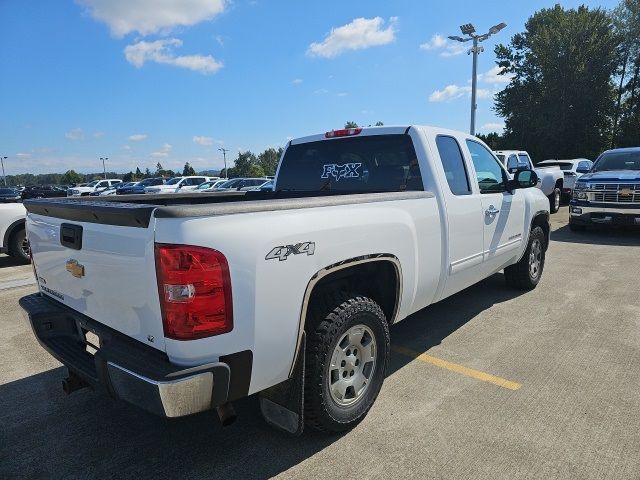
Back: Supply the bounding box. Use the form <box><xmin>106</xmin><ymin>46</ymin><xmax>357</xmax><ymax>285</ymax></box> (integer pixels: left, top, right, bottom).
<box><xmin>328</xmin><ymin>324</ymin><xmax>377</xmax><ymax>407</ymax></box>
<box><xmin>20</xmin><ymin>236</ymin><xmax>30</xmax><ymax>259</ymax></box>
<box><xmin>529</xmin><ymin>238</ymin><xmax>542</xmax><ymax>280</ymax></box>
<box><xmin>554</xmin><ymin>190</ymin><xmax>561</xmax><ymax>211</ymax></box>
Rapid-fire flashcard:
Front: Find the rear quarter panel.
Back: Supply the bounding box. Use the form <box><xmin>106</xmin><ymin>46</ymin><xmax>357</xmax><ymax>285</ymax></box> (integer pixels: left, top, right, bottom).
<box><xmin>154</xmin><ymin>196</ymin><xmax>442</xmax><ymax>394</ymax></box>
<box><xmin>0</xmin><ymin>203</ymin><xmax>26</xmax><ymax>250</ymax></box>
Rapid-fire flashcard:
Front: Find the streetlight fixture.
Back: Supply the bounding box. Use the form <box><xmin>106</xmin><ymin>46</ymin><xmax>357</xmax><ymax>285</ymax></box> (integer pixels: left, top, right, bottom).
<box><xmin>1</xmin><ymin>156</ymin><xmax>7</xmax><ymax>186</ymax></box>
<box><xmin>448</xmin><ymin>22</ymin><xmax>507</xmax><ymax>135</ymax></box>
<box><xmin>218</xmin><ymin>147</ymin><xmax>229</xmax><ymax>179</ymax></box>
<box><xmin>100</xmin><ymin>157</ymin><xmax>108</xmax><ymax>179</ymax></box>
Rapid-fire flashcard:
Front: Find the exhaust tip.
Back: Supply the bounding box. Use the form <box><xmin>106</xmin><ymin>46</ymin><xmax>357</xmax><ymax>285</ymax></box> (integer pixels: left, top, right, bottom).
<box><xmin>216</xmin><ymin>402</ymin><xmax>237</xmax><ymax>427</ymax></box>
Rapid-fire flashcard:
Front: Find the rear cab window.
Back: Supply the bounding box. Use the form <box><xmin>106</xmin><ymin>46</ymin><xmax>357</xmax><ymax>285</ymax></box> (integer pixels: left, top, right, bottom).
<box><xmin>435</xmin><ymin>136</ymin><xmax>471</xmax><ymax>195</ymax></box>
<box><xmin>276</xmin><ymin>134</ymin><xmax>423</xmax><ymax>192</ymax></box>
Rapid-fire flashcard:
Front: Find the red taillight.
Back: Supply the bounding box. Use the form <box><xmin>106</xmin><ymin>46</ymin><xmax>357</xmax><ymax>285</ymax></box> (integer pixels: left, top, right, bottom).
<box><xmin>325</xmin><ymin>128</ymin><xmax>362</xmax><ymax>138</ymax></box>
<box><xmin>154</xmin><ymin>244</ymin><xmax>233</xmax><ymax>340</ymax></box>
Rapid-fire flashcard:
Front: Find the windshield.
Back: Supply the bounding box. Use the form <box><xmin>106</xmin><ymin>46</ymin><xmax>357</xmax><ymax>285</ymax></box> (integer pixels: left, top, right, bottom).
<box><xmin>593</xmin><ymin>151</ymin><xmax>640</xmax><ymax>172</ymax></box>
<box><xmin>196</xmin><ymin>182</ymin><xmax>213</xmax><ymax>190</ymax></box>
<box><xmin>496</xmin><ymin>154</ymin><xmax>505</xmax><ymax>162</ymax></box>
<box><xmin>0</xmin><ymin>188</ymin><xmax>16</xmax><ymax>194</ymax></box>
<box><xmin>87</xmin><ymin>180</ymin><xmax>99</xmax><ymax>187</ymax></box>
<box><xmin>165</xmin><ymin>177</ymin><xmax>182</xmax><ymax>185</ymax></box>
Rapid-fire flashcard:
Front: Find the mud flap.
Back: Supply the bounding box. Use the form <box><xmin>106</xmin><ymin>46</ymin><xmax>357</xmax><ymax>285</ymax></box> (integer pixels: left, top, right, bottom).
<box><xmin>259</xmin><ymin>333</ymin><xmax>305</xmax><ymax>436</ymax></box>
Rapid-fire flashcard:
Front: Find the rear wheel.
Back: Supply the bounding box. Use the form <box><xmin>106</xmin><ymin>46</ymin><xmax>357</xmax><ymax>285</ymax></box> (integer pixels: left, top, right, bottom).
<box><xmin>504</xmin><ymin>226</ymin><xmax>545</xmax><ymax>290</ymax></box>
<box><xmin>548</xmin><ymin>187</ymin><xmax>561</xmax><ymax>213</ymax></box>
<box><xmin>9</xmin><ymin>228</ymin><xmax>30</xmax><ymax>264</ymax></box>
<box><xmin>304</xmin><ymin>293</ymin><xmax>389</xmax><ymax>433</ymax></box>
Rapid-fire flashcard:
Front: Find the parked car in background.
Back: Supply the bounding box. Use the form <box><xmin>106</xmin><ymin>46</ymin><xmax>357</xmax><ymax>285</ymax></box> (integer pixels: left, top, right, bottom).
<box><xmin>68</xmin><ymin>179</ymin><xmax>122</xmax><ymax>196</ymax></box>
<box><xmin>194</xmin><ymin>179</ymin><xmax>228</xmax><ymax>192</ymax></box>
<box><xmin>21</xmin><ymin>125</ymin><xmax>549</xmax><ymax>433</ymax></box>
<box><xmin>90</xmin><ymin>185</ymin><xmax>118</xmax><ymax>196</ymax></box>
<box><xmin>145</xmin><ymin>176</ymin><xmax>212</xmax><ymax>194</ymax></box>
<box><xmin>538</xmin><ymin>159</ymin><xmax>593</xmax><ymax>199</ymax></box>
<box><xmin>116</xmin><ymin>182</ymin><xmax>138</xmax><ymax>190</ymax></box>
<box><xmin>21</xmin><ymin>185</ymin><xmax>68</xmax><ymax>200</ymax></box>
<box><xmin>214</xmin><ymin>178</ymin><xmax>269</xmax><ymax>191</ymax></box>
<box><xmin>0</xmin><ymin>188</ymin><xmax>22</xmax><ymax>203</ymax></box>
<box><xmin>256</xmin><ymin>179</ymin><xmax>274</xmax><ymax>191</ymax></box>
<box><xmin>116</xmin><ymin>177</ymin><xmax>166</xmax><ymax>195</ymax></box>
<box><xmin>495</xmin><ymin>150</ymin><xmax>564</xmax><ymax>213</ymax></box>
<box><xmin>570</xmin><ymin>147</ymin><xmax>640</xmax><ymax>231</ymax></box>
<box><xmin>0</xmin><ymin>203</ymin><xmax>29</xmax><ymax>263</ymax></box>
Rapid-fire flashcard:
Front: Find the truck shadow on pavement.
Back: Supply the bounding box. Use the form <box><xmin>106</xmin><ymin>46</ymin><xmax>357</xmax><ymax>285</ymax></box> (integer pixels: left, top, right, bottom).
<box><xmin>551</xmin><ymin>224</ymin><xmax>640</xmax><ymax>247</ymax></box>
<box><xmin>0</xmin><ymin>254</ymin><xmax>25</xmax><ymax>268</ymax></box>
<box><xmin>0</xmin><ymin>273</ymin><xmax>524</xmax><ymax>480</ymax></box>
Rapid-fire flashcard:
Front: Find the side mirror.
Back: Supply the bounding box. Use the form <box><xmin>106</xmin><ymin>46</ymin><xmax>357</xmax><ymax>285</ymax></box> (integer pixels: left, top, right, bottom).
<box><xmin>510</xmin><ymin>169</ymin><xmax>538</xmax><ymax>190</ymax></box>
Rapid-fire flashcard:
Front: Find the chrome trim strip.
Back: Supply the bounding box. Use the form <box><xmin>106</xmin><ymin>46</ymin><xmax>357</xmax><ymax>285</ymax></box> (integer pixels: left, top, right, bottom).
<box><xmin>571</xmin><ymin>205</ymin><xmax>640</xmax><ymax>215</ymax></box>
<box><xmin>288</xmin><ymin>254</ymin><xmax>402</xmax><ymax>377</ymax></box>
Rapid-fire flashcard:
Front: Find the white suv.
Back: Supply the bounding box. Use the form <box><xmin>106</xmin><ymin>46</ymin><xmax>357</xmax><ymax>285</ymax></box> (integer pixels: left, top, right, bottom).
<box><xmin>67</xmin><ymin>179</ymin><xmax>122</xmax><ymax>197</ymax></box>
<box><xmin>145</xmin><ymin>176</ymin><xmax>211</xmax><ymax>194</ymax></box>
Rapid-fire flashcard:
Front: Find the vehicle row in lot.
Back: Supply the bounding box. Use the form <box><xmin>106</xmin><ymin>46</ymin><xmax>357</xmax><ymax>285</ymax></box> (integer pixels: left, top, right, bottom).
<box><xmin>21</xmin><ymin>125</ymin><xmax>550</xmax><ymax>434</ymax></box>
<box><xmin>538</xmin><ymin>158</ymin><xmax>593</xmax><ymax>199</ymax></box>
<box><xmin>495</xmin><ymin>150</ymin><xmax>564</xmax><ymax>213</ymax></box>
<box><xmin>67</xmin><ymin>179</ymin><xmax>122</xmax><ymax>196</ymax></box>
<box><xmin>569</xmin><ymin>147</ymin><xmax>640</xmax><ymax>231</ymax></box>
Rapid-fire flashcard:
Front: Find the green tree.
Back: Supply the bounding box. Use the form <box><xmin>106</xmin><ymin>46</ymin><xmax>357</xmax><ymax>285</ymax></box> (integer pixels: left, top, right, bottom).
<box><xmin>476</xmin><ymin>132</ymin><xmax>506</xmax><ymax>150</ymax></box>
<box><xmin>144</xmin><ymin>168</ymin><xmax>152</xmax><ymax>178</ymax></box>
<box><xmin>375</xmin><ymin>121</ymin><xmax>384</xmax><ymax>126</ymax></box>
<box><xmin>230</xmin><ymin>151</ymin><xmax>258</xmax><ymax>177</ymax></box>
<box><xmin>495</xmin><ymin>5</ymin><xmax>619</xmax><ymax>160</ymax></box>
<box><xmin>60</xmin><ymin>169</ymin><xmax>83</xmax><ymax>185</ymax></box>
<box><xmin>135</xmin><ymin>167</ymin><xmax>143</xmax><ymax>178</ymax></box>
<box><xmin>122</xmin><ymin>171</ymin><xmax>135</xmax><ymax>183</ymax></box>
<box><xmin>344</xmin><ymin>121</ymin><xmax>359</xmax><ymax>128</ymax></box>
<box><xmin>257</xmin><ymin>148</ymin><xmax>281</xmax><ymax>176</ymax></box>
<box><xmin>182</xmin><ymin>162</ymin><xmax>196</xmax><ymax>176</ymax></box>
<box><xmin>612</xmin><ymin>0</ymin><xmax>640</xmax><ymax>147</ymax></box>
<box><xmin>155</xmin><ymin>162</ymin><xmax>164</xmax><ymax>175</ymax></box>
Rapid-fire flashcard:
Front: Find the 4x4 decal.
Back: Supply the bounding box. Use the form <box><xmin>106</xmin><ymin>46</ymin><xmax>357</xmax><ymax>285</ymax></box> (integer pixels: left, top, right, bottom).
<box><xmin>266</xmin><ymin>242</ymin><xmax>316</xmax><ymax>261</ymax></box>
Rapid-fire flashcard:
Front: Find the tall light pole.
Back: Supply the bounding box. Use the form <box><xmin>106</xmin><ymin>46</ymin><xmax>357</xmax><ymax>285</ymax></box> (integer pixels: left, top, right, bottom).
<box><xmin>449</xmin><ymin>22</ymin><xmax>507</xmax><ymax>135</ymax></box>
<box><xmin>1</xmin><ymin>156</ymin><xmax>7</xmax><ymax>186</ymax></box>
<box><xmin>100</xmin><ymin>157</ymin><xmax>108</xmax><ymax>179</ymax></box>
<box><xmin>218</xmin><ymin>147</ymin><xmax>229</xmax><ymax>178</ymax></box>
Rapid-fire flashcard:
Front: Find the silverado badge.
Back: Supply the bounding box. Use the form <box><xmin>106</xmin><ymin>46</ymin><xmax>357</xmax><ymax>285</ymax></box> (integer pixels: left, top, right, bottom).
<box><xmin>66</xmin><ymin>259</ymin><xmax>85</xmax><ymax>278</ymax></box>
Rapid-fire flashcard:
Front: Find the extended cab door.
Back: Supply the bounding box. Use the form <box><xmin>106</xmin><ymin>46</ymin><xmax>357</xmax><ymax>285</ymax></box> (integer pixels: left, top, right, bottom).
<box><xmin>432</xmin><ymin>135</ymin><xmax>486</xmax><ymax>298</ymax></box>
<box><xmin>465</xmin><ymin>140</ymin><xmax>525</xmax><ymax>274</ymax></box>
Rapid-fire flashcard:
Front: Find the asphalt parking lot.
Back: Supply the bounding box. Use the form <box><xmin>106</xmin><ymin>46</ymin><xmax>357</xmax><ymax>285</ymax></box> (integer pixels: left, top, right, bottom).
<box><xmin>1</xmin><ymin>206</ymin><xmax>639</xmax><ymax>480</ymax></box>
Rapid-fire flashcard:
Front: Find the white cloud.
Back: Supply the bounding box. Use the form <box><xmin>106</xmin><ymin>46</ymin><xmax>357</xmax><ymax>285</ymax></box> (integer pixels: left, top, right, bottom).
<box><xmin>15</xmin><ymin>153</ymin><xmax>32</xmax><ymax>159</ymax></box>
<box><xmin>93</xmin><ymin>131</ymin><xmax>105</xmax><ymax>138</ymax></box>
<box><xmin>122</xmin><ymin>145</ymin><xmax>131</xmax><ymax>151</ymax></box>
<box><xmin>124</xmin><ymin>38</ymin><xmax>223</xmax><ymax>74</ymax></box>
<box><xmin>65</xmin><ymin>128</ymin><xmax>84</xmax><ymax>140</ymax></box>
<box><xmin>314</xmin><ymin>88</ymin><xmax>329</xmax><ymax>95</ymax></box>
<box><xmin>215</xmin><ymin>35</ymin><xmax>224</xmax><ymax>46</ymax></box>
<box><xmin>76</xmin><ymin>0</ymin><xmax>227</xmax><ymax>37</ymax></box>
<box><xmin>307</xmin><ymin>17</ymin><xmax>396</xmax><ymax>59</ymax></box>
<box><xmin>337</xmin><ymin>92</ymin><xmax>348</xmax><ymax>97</ymax></box>
<box><xmin>480</xmin><ymin>122</ymin><xmax>505</xmax><ymax>132</ymax></box>
<box><xmin>420</xmin><ymin>33</ymin><xmax>467</xmax><ymax>57</ymax></box>
<box><xmin>478</xmin><ymin>65</ymin><xmax>513</xmax><ymax>84</ymax></box>
<box><xmin>429</xmin><ymin>84</ymin><xmax>491</xmax><ymax>102</ymax></box>
<box><xmin>128</xmin><ymin>133</ymin><xmax>147</xmax><ymax>141</ymax></box>
<box><xmin>292</xmin><ymin>78</ymin><xmax>303</xmax><ymax>85</ymax></box>
<box><xmin>151</xmin><ymin>143</ymin><xmax>172</xmax><ymax>158</ymax></box>
<box><xmin>193</xmin><ymin>135</ymin><xmax>213</xmax><ymax>146</ymax></box>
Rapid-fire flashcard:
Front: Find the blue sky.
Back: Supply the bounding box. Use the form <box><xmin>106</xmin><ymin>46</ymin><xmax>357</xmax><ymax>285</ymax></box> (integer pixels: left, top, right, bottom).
<box><xmin>0</xmin><ymin>0</ymin><xmax>618</xmax><ymax>175</ymax></box>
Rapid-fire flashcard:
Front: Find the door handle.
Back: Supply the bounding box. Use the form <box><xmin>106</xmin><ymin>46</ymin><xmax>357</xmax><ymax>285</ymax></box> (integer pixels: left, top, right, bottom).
<box><xmin>485</xmin><ymin>205</ymin><xmax>500</xmax><ymax>216</ymax></box>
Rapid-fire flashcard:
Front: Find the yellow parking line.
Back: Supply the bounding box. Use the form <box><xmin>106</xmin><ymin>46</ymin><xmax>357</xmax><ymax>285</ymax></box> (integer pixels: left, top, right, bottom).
<box><xmin>391</xmin><ymin>345</ymin><xmax>522</xmax><ymax>391</ymax></box>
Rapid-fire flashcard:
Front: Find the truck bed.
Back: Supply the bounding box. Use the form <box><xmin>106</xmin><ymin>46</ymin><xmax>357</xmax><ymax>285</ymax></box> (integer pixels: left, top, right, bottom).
<box><xmin>24</xmin><ymin>190</ymin><xmax>432</xmax><ymax>227</ymax></box>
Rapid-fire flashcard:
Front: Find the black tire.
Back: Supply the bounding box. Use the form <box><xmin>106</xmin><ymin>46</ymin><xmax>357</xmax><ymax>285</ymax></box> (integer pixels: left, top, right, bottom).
<box><xmin>9</xmin><ymin>227</ymin><xmax>30</xmax><ymax>264</ymax></box>
<box><xmin>504</xmin><ymin>226</ymin><xmax>546</xmax><ymax>290</ymax></box>
<box><xmin>548</xmin><ymin>187</ymin><xmax>561</xmax><ymax>213</ymax></box>
<box><xmin>304</xmin><ymin>293</ymin><xmax>390</xmax><ymax>433</ymax></box>
<box><xmin>569</xmin><ymin>221</ymin><xmax>586</xmax><ymax>232</ymax></box>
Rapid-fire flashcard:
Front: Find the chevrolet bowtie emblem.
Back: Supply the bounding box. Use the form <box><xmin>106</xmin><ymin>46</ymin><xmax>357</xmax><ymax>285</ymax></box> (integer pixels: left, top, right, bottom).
<box><xmin>619</xmin><ymin>188</ymin><xmax>633</xmax><ymax>197</ymax></box>
<box><xmin>65</xmin><ymin>259</ymin><xmax>85</xmax><ymax>278</ymax></box>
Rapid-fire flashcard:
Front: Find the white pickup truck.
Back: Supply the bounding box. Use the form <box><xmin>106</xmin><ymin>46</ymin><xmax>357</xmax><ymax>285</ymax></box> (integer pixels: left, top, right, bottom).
<box><xmin>0</xmin><ymin>203</ymin><xmax>29</xmax><ymax>263</ymax></box>
<box><xmin>21</xmin><ymin>126</ymin><xmax>549</xmax><ymax>434</ymax></box>
<box><xmin>495</xmin><ymin>150</ymin><xmax>564</xmax><ymax>213</ymax></box>
<box><xmin>68</xmin><ymin>179</ymin><xmax>122</xmax><ymax>197</ymax></box>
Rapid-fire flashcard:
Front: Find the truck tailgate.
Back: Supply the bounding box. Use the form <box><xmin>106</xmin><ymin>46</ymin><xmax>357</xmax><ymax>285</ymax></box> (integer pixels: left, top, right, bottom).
<box><xmin>26</xmin><ymin>203</ymin><xmax>165</xmax><ymax>352</ymax></box>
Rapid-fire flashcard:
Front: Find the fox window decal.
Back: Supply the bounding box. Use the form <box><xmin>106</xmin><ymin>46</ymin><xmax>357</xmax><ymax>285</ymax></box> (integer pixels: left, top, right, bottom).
<box><xmin>321</xmin><ymin>163</ymin><xmax>362</xmax><ymax>182</ymax></box>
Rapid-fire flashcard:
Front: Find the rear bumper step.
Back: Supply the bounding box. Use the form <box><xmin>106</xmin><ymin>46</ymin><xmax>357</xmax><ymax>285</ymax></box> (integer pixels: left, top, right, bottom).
<box><xmin>19</xmin><ymin>293</ymin><xmax>231</xmax><ymax>418</ymax></box>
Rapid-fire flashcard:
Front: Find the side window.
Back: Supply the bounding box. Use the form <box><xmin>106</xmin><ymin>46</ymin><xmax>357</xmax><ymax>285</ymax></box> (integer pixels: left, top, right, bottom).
<box><xmin>577</xmin><ymin>161</ymin><xmax>592</xmax><ymax>172</ymax></box>
<box><xmin>98</xmin><ymin>181</ymin><xmax>108</xmax><ymax>187</ymax></box>
<box><xmin>466</xmin><ymin>140</ymin><xmax>508</xmax><ymax>194</ymax></box>
<box><xmin>435</xmin><ymin>135</ymin><xmax>471</xmax><ymax>195</ymax></box>
<box><xmin>507</xmin><ymin>155</ymin><xmax>519</xmax><ymax>171</ymax></box>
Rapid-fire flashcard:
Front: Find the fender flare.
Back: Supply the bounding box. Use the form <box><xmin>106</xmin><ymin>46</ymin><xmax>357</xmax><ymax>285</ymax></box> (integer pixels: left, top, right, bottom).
<box><xmin>517</xmin><ymin>210</ymin><xmax>550</xmax><ymax>263</ymax></box>
<box><xmin>288</xmin><ymin>253</ymin><xmax>403</xmax><ymax>377</ymax></box>
<box><xmin>2</xmin><ymin>218</ymin><xmax>25</xmax><ymax>253</ymax></box>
